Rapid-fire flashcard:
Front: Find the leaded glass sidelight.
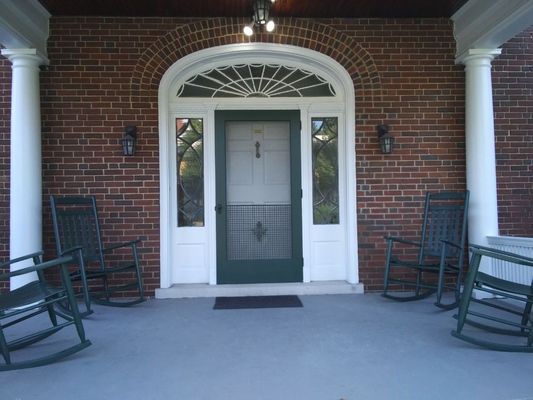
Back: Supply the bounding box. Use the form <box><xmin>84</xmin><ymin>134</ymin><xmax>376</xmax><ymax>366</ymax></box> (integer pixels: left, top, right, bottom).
<box><xmin>176</xmin><ymin>118</ymin><xmax>204</xmax><ymax>227</ymax></box>
<box><xmin>312</xmin><ymin>117</ymin><xmax>339</xmax><ymax>224</ymax></box>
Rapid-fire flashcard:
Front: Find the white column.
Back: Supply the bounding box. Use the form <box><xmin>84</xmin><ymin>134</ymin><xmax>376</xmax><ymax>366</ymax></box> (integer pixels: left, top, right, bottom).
<box><xmin>1</xmin><ymin>48</ymin><xmax>44</xmax><ymax>288</ymax></box>
<box><xmin>460</xmin><ymin>49</ymin><xmax>501</xmax><ymax>271</ymax></box>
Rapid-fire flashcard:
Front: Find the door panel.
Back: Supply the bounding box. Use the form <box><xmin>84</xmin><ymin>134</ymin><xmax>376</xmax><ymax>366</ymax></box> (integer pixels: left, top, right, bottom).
<box><xmin>227</xmin><ymin>121</ymin><xmax>290</xmax><ymax>205</ymax></box>
<box><xmin>215</xmin><ymin>110</ymin><xmax>302</xmax><ymax>284</ymax></box>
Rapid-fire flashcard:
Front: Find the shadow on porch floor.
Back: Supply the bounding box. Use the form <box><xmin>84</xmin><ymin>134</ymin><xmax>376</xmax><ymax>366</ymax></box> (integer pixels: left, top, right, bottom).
<box><xmin>3</xmin><ymin>294</ymin><xmax>533</xmax><ymax>400</ymax></box>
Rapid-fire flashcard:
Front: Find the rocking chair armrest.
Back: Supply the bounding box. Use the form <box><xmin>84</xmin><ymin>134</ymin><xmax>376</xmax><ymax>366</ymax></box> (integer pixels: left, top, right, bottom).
<box><xmin>0</xmin><ymin>255</ymin><xmax>74</xmax><ymax>280</ymax></box>
<box><xmin>102</xmin><ymin>239</ymin><xmax>141</xmax><ymax>253</ymax></box>
<box><xmin>59</xmin><ymin>246</ymin><xmax>85</xmax><ymax>258</ymax></box>
<box><xmin>384</xmin><ymin>236</ymin><xmax>421</xmax><ymax>248</ymax></box>
<box><xmin>0</xmin><ymin>251</ymin><xmax>44</xmax><ymax>269</ymax></box>
<box><xmin>470</xmin><ymin>244</ymin><xmax>533</xmax><ymax>268</ymax></box>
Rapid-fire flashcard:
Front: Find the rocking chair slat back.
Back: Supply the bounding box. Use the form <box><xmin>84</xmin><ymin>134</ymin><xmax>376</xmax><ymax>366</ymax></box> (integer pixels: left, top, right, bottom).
<box><xmin>53</xmin><ymin>205</ymin><xmax>103</xmax><ymax>264</ymax></box>
<box><xmin>383</xmin><ymin>190</ymin><xmax>469</xmax><ymax>308</ymax></box>
<box><xmin>50</xmin><ymin>195</ymin><xmax>145</xmax><ymax>308</ymax></box>
<box><xmin>422</xmin><ymin>194</ymin><xmax>468</xmax><ymax>260</ymax></box>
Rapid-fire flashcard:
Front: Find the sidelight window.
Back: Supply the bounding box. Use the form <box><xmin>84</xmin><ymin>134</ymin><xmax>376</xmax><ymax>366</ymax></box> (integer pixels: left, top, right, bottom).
<box><xmin>312</xmin><ymin>117</ymin><xmax>339</xmax><ymax>225</ymax></box>
<box><xmin>176</xmin><ymin>118</ymin><xmax>204</xmax><ymax>227</ymax></box>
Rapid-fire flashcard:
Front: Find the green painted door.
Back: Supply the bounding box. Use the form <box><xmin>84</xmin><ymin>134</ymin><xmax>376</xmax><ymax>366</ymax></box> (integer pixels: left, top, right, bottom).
<box><xmin>215</xmin><ymin>110</ymin><xmax>303</xmax><ymax>284</ymax></box>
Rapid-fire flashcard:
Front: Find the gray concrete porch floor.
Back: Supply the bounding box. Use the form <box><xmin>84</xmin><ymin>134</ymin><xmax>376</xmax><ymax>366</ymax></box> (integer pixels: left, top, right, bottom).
<box><xmin>2</xmin><ymin>293</ymin><xmax>533</xmax><ymax>400</ymax></box>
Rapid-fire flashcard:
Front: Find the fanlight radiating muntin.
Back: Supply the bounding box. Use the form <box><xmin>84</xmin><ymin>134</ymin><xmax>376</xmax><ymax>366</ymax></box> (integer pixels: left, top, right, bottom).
<box><xmin>177</xmin><ymin>64</ymin><xmax>336</xmax><ymax>98</ymax></box>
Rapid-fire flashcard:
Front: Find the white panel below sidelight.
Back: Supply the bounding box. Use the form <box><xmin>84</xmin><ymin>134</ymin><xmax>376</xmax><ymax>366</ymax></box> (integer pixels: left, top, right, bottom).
<box><xmin>173</xmin><ymin>243</ymin><xmax>209</xmax><ymax>283</ymax></box>
<box><xmin>311</xmin><ymin>241</ymin><xmax>346</xmax><ymax>281</ymax></box>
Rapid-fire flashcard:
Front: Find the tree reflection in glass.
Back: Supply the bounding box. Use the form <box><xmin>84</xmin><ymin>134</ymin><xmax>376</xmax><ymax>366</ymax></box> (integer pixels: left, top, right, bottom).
<box><xmin>176</xmin><ymin>118</ymin><xmax>204</xmax><ymax>227</ymax></box>
<box><xmin>312</xmin><ymin>117</ymin><xmax>339</xmax><ymax>224</ymax></box>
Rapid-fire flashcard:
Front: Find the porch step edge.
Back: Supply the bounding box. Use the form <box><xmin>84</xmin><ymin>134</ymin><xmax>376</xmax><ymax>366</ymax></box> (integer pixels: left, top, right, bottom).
<box><xmin>155</xmin><ymin>281</ymin><xmax>364</xmax><ymax>299</ymax></box>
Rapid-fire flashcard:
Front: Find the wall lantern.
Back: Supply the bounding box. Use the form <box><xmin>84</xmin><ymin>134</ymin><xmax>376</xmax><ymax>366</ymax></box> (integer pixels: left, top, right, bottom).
<box><xmin>243</xmin><ymin>0</ymin><xmax>276</xmax><ymax>36</ymax></box>
<box><xmin>377</xmin><ymin>124</ymin><xmax>394</xmax><ymax>154</ymax></box>
<box><xmin>121</xmin><ymin>125</ymin><xmax>137</xmax><ymax>156</ymax></box>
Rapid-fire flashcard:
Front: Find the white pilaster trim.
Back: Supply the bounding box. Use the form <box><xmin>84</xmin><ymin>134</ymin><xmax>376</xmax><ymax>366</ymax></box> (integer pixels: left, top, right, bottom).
<box><xmin>452</xmin><ymin>0</ymin><xmax>533</xmax><ymax>63</ymax></box>
<box><xmin>0</xmin><ymin>0</ymin><xmax>50</xmax><ymax>63</ymax></box>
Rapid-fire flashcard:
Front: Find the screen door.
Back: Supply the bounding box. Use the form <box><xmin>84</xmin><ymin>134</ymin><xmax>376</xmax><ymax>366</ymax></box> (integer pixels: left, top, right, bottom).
<box><xmin>215</xmin><ymin>110</ymin><xmax>302</xmax><ymax>284</ymax></box>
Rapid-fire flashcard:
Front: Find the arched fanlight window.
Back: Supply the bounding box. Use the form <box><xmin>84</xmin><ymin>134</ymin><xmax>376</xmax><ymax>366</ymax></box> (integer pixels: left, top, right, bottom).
<box><xmin>176</xmin><ymin>64</ymin><xmax>336</xmax><ymax>98</ymax></box>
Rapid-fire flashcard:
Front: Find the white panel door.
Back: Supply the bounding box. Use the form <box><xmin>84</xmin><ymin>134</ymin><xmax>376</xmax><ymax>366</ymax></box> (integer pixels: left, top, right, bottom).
<box><xmin>226</xmin><ymin>121</ymin><xmax>290</xmax><ymax>205</ymax></box>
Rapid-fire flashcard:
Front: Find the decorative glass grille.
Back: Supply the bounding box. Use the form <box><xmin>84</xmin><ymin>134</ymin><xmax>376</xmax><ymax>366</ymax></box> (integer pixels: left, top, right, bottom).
<box><xmin>312</xmin><ymin>117</ymin><xmax>339</xmax><ymax>224</ymax></box>
<box><xmin>176</xmin><ymin>118</ymin><xmax>204</xmax><ymax>227</ymax></box>
<box><xmin>177</xmin><ymin>64</ymin><xmax>336</xmax><ymax>98</ymax></box>
<box><xmin>226</xmin><ymin>205</ymin><xmax>292</xmax><ymax>260</ymax></box>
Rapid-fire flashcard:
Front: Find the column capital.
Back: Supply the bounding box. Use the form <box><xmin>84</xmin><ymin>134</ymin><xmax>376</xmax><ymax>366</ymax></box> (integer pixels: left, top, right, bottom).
<box><xmin>456</xmin><ymin>48</ymin><xmax>502</xmax><ymax>66</ymax></box>
<box><xmin>1</xmin><ymin>48</ymin><xmax>46</xmax><ymax>66</ymax></box>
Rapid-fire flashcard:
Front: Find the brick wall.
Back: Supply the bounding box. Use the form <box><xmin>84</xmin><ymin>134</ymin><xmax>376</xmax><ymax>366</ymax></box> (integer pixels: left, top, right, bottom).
<box><xmin>331</xmin><ymin>19</ymin><xmax>468</xmax><ymax>289</ymax></box>
<box><xmin>493</xmin><ymin>28</ymin><xmax>533</xmax><ymax>236</ymax></box>
<box><xmin>0</xmin><ymin>18</ymin><xmax>531</xmax><ymax>294</ymax></box>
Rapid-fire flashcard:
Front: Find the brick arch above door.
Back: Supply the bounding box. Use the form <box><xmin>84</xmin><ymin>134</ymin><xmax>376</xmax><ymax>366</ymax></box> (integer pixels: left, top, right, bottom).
<box><xmin>129</xmin><ymin>17</ymin><xmax>381</xmax><ymax>109</ymax></box>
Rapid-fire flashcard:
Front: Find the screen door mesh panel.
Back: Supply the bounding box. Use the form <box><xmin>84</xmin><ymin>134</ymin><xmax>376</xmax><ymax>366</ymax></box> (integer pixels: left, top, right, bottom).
<box><xmin>226</xmin><ymin>205</ymin><xmax>292</xmax><ymax>260</ymax></box>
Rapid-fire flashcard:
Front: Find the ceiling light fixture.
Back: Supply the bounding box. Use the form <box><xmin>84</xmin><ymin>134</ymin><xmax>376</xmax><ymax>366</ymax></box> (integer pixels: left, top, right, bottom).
<box><xmin>243</xmin><ymin>0</ymin><xmax>276</xmax><ymax>36</ymax></box>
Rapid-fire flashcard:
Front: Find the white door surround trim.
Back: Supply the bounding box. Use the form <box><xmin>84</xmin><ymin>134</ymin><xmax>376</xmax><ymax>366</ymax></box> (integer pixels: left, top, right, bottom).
<box><xmin>157</xmin><ymin>43</ymin><xmax>360</xmax><ymax>295</ymax></box>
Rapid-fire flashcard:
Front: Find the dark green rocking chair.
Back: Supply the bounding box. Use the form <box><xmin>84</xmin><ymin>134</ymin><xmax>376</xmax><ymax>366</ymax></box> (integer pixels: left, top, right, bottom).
<box><xmin>0</xmin><ymin>251</ymin><xmax>91</xmax><ymax>370</ymax></box>
<box><xmin>383</xmin><ymin>191</ymin><xmax>469</xmax><ymax>309</ymax></box>
<box><xmin>50</xmin><ymin>195</ymin><xmax>145</xmax><ymax>308</ymax></box>
<box><xmin>452</xmin><ymin>244</ymin><xmax>533</xmax><ymax>352</ymax></box>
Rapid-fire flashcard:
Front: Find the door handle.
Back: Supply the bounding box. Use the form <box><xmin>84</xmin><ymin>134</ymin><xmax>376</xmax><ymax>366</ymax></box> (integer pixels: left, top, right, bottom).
<box><xmin>214</xmin><ymin>204</ymin><xmax>223</xmax><ymax>214</ymax></box>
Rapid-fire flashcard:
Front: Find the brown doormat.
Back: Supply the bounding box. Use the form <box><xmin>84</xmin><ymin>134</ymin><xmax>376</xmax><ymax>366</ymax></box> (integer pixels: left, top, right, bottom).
<box><xmin>213</xmin><ymin>295</ymin><xmax>303</xmax><ymax>309</ymax></box>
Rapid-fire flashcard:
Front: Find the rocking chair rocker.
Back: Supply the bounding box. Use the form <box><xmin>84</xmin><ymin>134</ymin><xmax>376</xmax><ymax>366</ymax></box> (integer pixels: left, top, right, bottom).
<box><xmin>382</xmin><ymin>190</ymin><xmax>469</xmax><ymax>309</ymax></box>
<box><xmin>50</xmin><ymin>195</ymin><xmax>145</xmax><ymax>308</ymax></box>
<box><xmin>452</xmin><ymin>244</ymin><xmax>533</xmax><ymax>352</ymax></box>
<box><xmin>0</xmin><ymin>252</ymin><xmax>91</xmax><ymax>370</ymax></box>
